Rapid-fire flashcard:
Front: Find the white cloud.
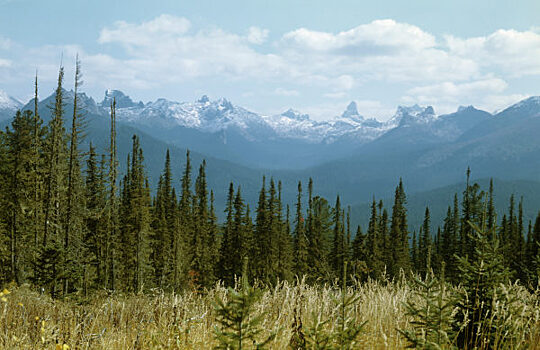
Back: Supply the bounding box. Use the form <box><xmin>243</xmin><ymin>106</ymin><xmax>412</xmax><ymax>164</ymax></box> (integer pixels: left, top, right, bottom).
<box><xmin>92</xmin><ymin>15</ymin><xmax>292</xmax><ymax>88</ymax></box>
<box><xmin>406</xmin><ymin>78</ymin><xmax>508</xmax><ymax>103</ymax></box>
<box><xmin>446</xmin><ymin>29</ymin><xmax>540</xmax><ymax>76</ymax></box>
<box><xmin>282</xmin><ymin>19</ymin><xmax>435</xmax><ymax>53</ymax></box>
<box><xmin>99</xmin><ymin>15</ymin><xmax>191</xmax><ymax>47</ymax></box>
<box><xmin>274</xmin><ymin>87</ymin><xmax>299</xmax><ymax>96</ymax></box>
<box><xmin>247</xmin><ymin>26</ymin><xmax>269</xmax><ymax>44</ymax></box>
<box><xmin>0</xmin><ymin>15</ymin><xmax>538</xmax><ymax>120</ymax></box>
<box><xmin>280</xmin><ymin>19</ymin><xmax>478</xmax><ymax>84</ymax></box>
<box><xmin>90</xmin><ymin>16</ymin><xmax>481</xmax><ymax>94</ymax></box>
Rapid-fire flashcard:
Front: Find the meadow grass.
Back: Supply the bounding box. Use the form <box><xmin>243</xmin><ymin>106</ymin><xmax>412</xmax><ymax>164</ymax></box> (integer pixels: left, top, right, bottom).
<box><xmin>0</xmin><ymin>278</ymin><xmax>539</xmax><ymax>349</ymax></box>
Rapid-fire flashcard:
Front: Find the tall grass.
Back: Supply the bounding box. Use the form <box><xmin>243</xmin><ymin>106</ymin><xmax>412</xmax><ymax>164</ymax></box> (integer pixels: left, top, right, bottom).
<box><xmin>0</xmin><ymin>278</ymin><xmax>538</xmax><ymax>349</ymax></box>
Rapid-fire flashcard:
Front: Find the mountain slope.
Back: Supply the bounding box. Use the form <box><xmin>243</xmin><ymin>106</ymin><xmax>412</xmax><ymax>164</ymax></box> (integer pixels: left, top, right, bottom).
<box><xmin>350</xmin><ymin>178</ymin><xmax>540</xmax><ymax>234</ymax></box>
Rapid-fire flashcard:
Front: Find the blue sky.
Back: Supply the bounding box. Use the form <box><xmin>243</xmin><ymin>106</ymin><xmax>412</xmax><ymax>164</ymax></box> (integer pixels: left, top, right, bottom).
<box><xmin>0</xmin><ymin>0</ymin><xmax>539</xmax><ymax>120</ymax></box>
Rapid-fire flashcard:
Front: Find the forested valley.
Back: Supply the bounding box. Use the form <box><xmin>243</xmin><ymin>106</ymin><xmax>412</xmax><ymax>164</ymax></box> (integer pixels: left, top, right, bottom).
<box><xmin>1</xmin><ymin>64</ymin><xmax>540</xmax><ymax>349</ymax></box>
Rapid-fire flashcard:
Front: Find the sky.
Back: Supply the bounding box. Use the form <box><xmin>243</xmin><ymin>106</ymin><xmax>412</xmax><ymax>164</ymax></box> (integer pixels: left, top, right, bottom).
<box><xmin>0</xmin><ymin>0</ymin><xmax>539</xmax><ymax>121</ymax></box>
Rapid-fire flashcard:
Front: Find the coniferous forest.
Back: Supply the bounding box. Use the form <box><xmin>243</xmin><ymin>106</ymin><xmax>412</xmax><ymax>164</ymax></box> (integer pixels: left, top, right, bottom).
<box><xmin>1</xmin><ymin>65</ymin><xmax>540</xmax><ymax>349</ymax></box>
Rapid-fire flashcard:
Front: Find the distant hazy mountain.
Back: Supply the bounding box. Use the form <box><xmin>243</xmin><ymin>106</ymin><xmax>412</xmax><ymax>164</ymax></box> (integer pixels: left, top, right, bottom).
<box><xmin>13</xmin><ymin>88</ymin><xmax>538</xmax><ymax>173</ymax></box>
<box><xmin>296</xmin><ymin>96</ymin><xmax>540</xmax><ymax>208</ymax></box>
<box><xmin>89</xmin><ymin>91</ymin><xmax>391</xmax><ymax>168</ymax></box>
<box><xmin>4</xmin><ymin>87</ymin><xmax>540</xmax><ymax>225</ymax></box>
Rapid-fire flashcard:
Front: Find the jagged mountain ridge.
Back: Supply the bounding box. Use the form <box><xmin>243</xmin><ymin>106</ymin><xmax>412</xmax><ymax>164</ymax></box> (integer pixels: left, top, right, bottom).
<box><xmin>95</xmin><ymin>90</ymin><xmax>391</xmax><ymax>144</ymax></box>
<box><xmin>4</xmin><ymin>87</ymin><xmax>540</xmax><ymax>172</ymax></box>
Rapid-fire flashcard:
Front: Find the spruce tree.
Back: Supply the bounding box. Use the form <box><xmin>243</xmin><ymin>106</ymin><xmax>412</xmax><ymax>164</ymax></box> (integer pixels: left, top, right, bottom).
<box><xmin>30</xmin><ymin>74</ymin><xmax>45</xmax><ymax>282</ymax></box>
<box><xmin>39</xmin><ymin>66</ymin><xmax>68</xmax><ymax>296</ymax></box>
<box><xmin>294</xmin><ymin>181</ymin><xmax>309</xmax><ymax>277</ymax></box>
<box><xmin>455</xmin><ymin>213</ymin><xmax>512</xmax><ymax>349</ymax></box>
<box><xmin>418</xmin><ymin>207</ymin><xmax>432</xmax><ymax>276</ymax></box>
<box><xmin>118</xmin><ymin>135</ymin><xmax>152</xmax><ymax>292</ymax></box>
<box><xmin>106</xmin><ymin>98</ymin><xmax>118</xmax><ymax>290</ymax></box>
<box><xmin>151</xmin><ymin>150</ymin><xmax>176</xmax><ymax>289</ymax></box>
<box><xmin>83</xmin><ymin>144</ymin><xmax>107</xmax><ymax>292</ymax></box>
<box><xmin>275</xmin><ymin>181</ymin><xmax>293</xmax><ymax>282</ymax></box>
<box><xmin>233</xmin><ymin>187</ymin><xmax>250</xmax><ymax>279</ymax></box>
<box><xmin>253</xmin><ymin>177</ymin><xmax>270</xmax><ymax>283</ymax></box>
<box><xmin>310</xmin><ymin>196</ymin><xmax>333</xmax><ymax>282</ymax></box>
<box><xmin>63</xmin><ymin>57</ymin><xmax>86</xmax><ymax>295</ymax></box>
<box><xmin>219</xmin><ymin>182</ymin><xmax>236</xmax><ymax>284</ymax></box>
<box><xmin>389</xmin><ymin>179</ymin><xmax>410</xmax><ymax>277</ymax></box>
<box><xmin>366</xmin><ymin>198</ymin><xmax>384</xmax><ymax>279</ymax></box>
<box><xmin>190</xmin><ymin>160</ymin><xmax>217</xmax><ymax>289</ymax></box>
<box><xmin>331</xmin><ymin>196</ymin><xmax>346</xmax><ymax>282</ymax></box>
<box><xmin>5</xmin><ymin>110</ymin><xmax>39</xmax><ymax>284</ymax></box>
<box><xmin>351</xmin><ymin>225</ymin><xmax>367</xmax><ymax>279</ymax></box>
<box><xmin>175</xmin><ymin>150</ymin><xmax>193</xmax><ymax>290</ymax></box>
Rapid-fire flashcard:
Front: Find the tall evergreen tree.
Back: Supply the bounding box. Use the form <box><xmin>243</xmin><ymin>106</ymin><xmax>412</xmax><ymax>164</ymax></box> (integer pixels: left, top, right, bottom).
<box><xmin>389</xmin><ymin>179</ymin><xmax>410</xmax><ymax>277</ymax></box>
<box><xmin>175</xmin><ymin>150</ymin><xmax>193</xmax><ymax>290</ymax></box>
<box><xmin>190</xmin><ymin>160</ymin><xmax>217</xmax><ymax>289</ymax></box>
<box><xmin>275</xmin><ymin>181</ymin><xmax>292</xmax><ymax>281</ymax></box>
<box><xmin>63</xmin><ymin>57</ymin><xmax>86</xmax><ymax>295</ymax></box>
<box><xmin>5</xmin><ymin>110</ymin><xmax>39</xmax><ymax>284</ymax></box>
<box><xmin>219</xmin><ymin>182</ymin><xmax>236</xmax><ymax>284</ymax></box>
<box><xmin>293</xmin><ymin>181</ymin><xmax>309</xmax><ymax>277</ymax></box>
<box><xmin>418</xmin><ymin>207</ymin><xmax>432</xmax><ymax>276</ymax></box>
<box><xmin>308</xmin><ymin>196</ymin><xmax>333</xmax><ymax>282</ymax></box>
<box><xmin>151</xmin><ymin>150</ymin><xmax>176</xmax><ymax>289</ymax></box>
<box><xmin>331</xmin><ymin>196</ymin><xmax>346</xmax><ymax>281</ymax></box>
<box><xmin>39</xmin><ymin>66</ymin><xmax>68</xmax><ymax>297</ymax></box>
<box><xmin>30</xmin><ymin>74</ymin><xmax>45</xmax><ymax>282</ymax></box>
<box><xmin>118</xmin><ymin>135</ymin><xmax>152</xmax><ymax>292</ymax></box>
<box><xmin>365</xmin><ymin>199</ymin><xmax>384</xmax><ymax>279</ymax></box>
<box><xmin>106</xmin><ymin>98</ymin><xmax>118</xmax><ymax>290</ymax></box>
<box><xmin>83</xmin><ymin>144</ymin><xmax>107</xmax><ymax>293</ymax></box>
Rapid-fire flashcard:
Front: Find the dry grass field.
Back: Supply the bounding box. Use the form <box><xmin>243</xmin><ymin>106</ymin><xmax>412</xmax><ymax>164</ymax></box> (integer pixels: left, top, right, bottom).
<box><xmin>0</xmin><ymin>277</ymin><xmax>539</xmax><ymax>349</ymax></box>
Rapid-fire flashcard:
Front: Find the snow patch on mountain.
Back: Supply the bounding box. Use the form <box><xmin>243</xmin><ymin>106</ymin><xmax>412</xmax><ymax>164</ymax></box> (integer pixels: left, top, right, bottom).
<box><xmin>0</xmin><ymin>90</ymin><xmax>22</xmax><ymax>111</ymax></box>
<box><xmin>387</xmin><ymin>104</ymin><xmax>436</xmax><ymax>128</ymax></box>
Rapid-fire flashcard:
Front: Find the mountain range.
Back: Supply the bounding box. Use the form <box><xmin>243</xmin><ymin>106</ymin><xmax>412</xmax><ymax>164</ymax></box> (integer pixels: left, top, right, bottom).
<box><xmin>1</xmin><ymin>88</ymin><xmax>540</xmax><ymax>230</ymax></box>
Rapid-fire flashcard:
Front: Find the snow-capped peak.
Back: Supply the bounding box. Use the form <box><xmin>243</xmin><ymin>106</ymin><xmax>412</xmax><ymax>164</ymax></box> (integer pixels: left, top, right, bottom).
<box><xmin>281</xmin><ymin>108</ymin><xmax>310</xmax><ymax>121</ymax></box>
<box><xmin>389</xmin><ymin>104</ymin><xmax>436</xmax><ymax>127</ymax></box>
<box><xmin>0</xmin><ymin>90</ymin><xmax>22</xmax><ymax>110</ymax></box>
<box><xmin>100</xmin><ymin>89</ymin><xmax>141</xmax><ymax>108</ymax></box>
<box><xmin>342</xmin><ymin>101</ymin><xmax>362</xmax><ymax>119</ymax></box>
<box><xmin>507</xmin><ymin>96</ymin><xmax>540</xmax><ymax>110</ymax></box>
<box><xmin>457</xmin><ymin>105</ymin><xmax>475</xmax><ymax>113</ymax></box>
<box><xmin>334</xmin><ymin>101</ymin><xmax>366</xmax><ymax>126</ymax></box>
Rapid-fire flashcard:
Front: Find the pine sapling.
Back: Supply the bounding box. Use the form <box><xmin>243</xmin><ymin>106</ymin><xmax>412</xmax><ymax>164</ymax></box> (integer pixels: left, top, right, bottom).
<box><xmin>399</xmin><ymin>266</ymin><xmax>456</xmax><ymax>349</ymax></box>
<box><xmin>333</xmin><ymin>262</ymin><xmax>366</xmax><ymax>349</ymax></box>
<box><xmin>213</xmin><ymin>258</ymin><xmax>276</xmax><ymax>349</ymax></box>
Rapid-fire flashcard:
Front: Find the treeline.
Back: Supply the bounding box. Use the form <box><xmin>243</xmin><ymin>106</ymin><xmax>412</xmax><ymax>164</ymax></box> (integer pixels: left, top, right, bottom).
<box><xmin>1</xmin><ymin>64</ymin><xmax>540</xmax><ymax>298</ymax></box>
